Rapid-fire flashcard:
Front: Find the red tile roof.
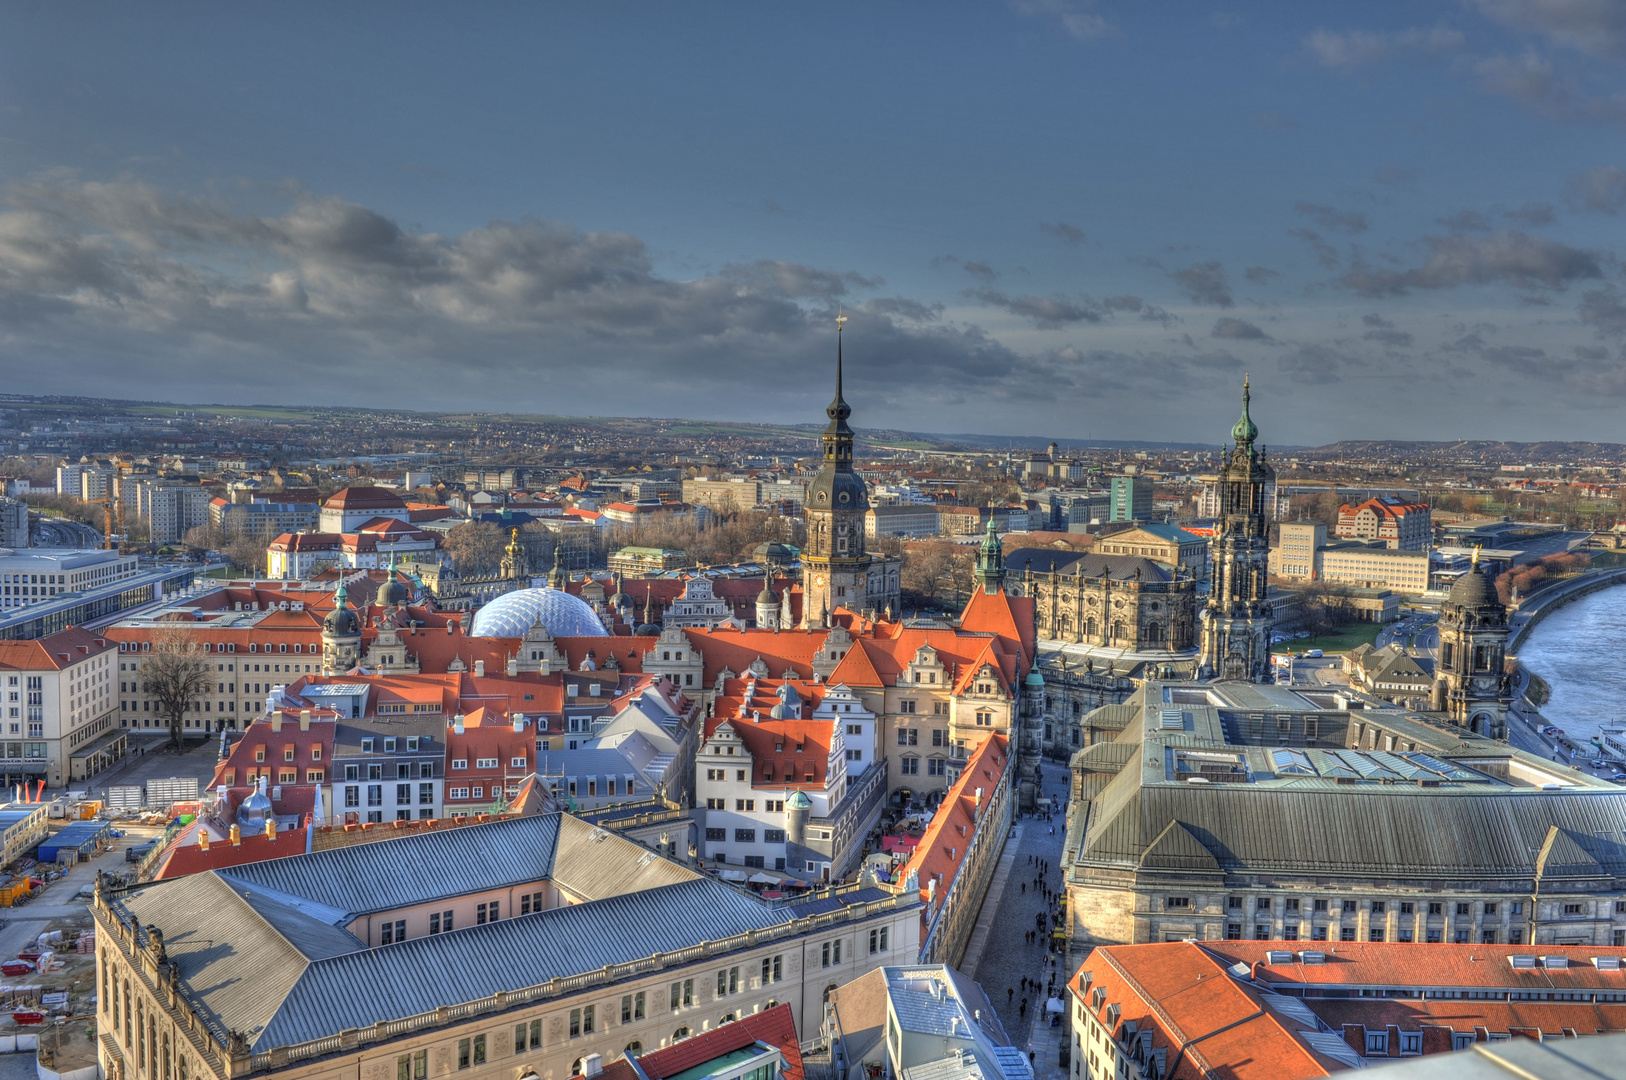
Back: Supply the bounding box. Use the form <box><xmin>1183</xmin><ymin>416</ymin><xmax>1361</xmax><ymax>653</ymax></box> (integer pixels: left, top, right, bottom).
<box><xmin>1071</xmin><ymin>942</ymin><xmax>1344</xmax><ymax>1080</ymax></box>
<box><xmin>0</xmin><ymin>627</ymin><xmax>114</xmax><ymax>671</ymax></box>
<box><xmin>898</xmin><ymin>733</ymin><xmax>1007</xmax><ymax>903</ymax></box>
<box><xmin>151</xmin><ymin>823</ymin><xmax>310</xmax><ymax>880</ymax></box>
<box><xmin>323</xmin><ymin>486</ymin><xmax>407</xmax><ymax>510</ymax></box>
<box><xmin>608</xmin><ymin>1002</ymin><xmax>803</xmax><ymax>1080</ymax></box>
<box><xmin>1204</xmin><ymin>941</ymin><xmax>1626</xmax><ymax>995</ymax></box>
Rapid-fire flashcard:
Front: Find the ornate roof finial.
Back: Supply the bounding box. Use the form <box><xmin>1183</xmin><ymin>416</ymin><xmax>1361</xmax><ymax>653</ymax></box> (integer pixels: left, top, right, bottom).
<box><xmin>827</xmin><ymin>310</ymin><xmax>852</xmax><ymax>430</ymax></box>
<box><xmin>1471</xmin><ymin>544</ymin><xmax>1482</xmax><ymax>569</ymax></box>
<box><xmin>1231</xmin><ymin>373</ymin><xmax>1258</xmax><ymax>447</ymax></box>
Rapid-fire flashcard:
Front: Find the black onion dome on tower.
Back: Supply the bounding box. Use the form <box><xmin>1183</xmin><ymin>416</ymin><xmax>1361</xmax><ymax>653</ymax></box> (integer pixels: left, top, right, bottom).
<box><xmin>324</xmin><ymin>580</ymin><xmax>361</xmax><ymax>636</ymax></box>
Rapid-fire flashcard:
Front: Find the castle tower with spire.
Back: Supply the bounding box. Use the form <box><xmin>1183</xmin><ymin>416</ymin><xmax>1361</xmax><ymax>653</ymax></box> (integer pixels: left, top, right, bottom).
<box><xmin>1199</xmin><ymin>376</ymin><xmax>1275</xmax><ymax>682</ymax></box>
<box><xmin>801</xmin><ymin>315</ymin><xmax>875</xmax><ymax>628</ymax></box>
<box><xmin>973</xmin><ymin>518</ymin><xmax>1005</xmax><ymax>595</ymax></box>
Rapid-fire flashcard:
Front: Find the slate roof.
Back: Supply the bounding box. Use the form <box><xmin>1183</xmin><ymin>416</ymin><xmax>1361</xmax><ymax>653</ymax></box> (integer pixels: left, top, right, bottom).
<box><xmin>1005</xmin><ymin>548</ymin><xmax>1172</xmax><ymax>582</ymax></box>
<box><xmin>110</xmin><ymin>812</ymin><xmax>908</xmax><ymax>1054</ymax></box>
<box><xmin>1075</xmin><ymin>680</ymin><xmax>1626</xmax><ymax>885</ymax></box>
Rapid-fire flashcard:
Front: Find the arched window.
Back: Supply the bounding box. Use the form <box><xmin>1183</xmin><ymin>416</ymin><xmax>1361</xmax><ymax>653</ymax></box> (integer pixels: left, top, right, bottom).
<box><xmin>672</xmin><ymin>1027</ymin><xmax>690</xmax><ymax>1042</ymax></box>
<box><xmin>1145</xmin><ymin>623</ymin><xmax>1164</xmax><ymax>645</ymax></box>
<box><xmin>823</xmin><ymin>983</ymin><xmax>839</xmax><ymax>1003</ymax></box>
<box><xmin>1110</xmin><ymin>621</ymin><xmax>1124</xmax><ymax>641</ymax></box>
<box><xmin>623</xmin><ymin>1042</ymin><xmax>643</xmax><ymax>1059</ymax></box>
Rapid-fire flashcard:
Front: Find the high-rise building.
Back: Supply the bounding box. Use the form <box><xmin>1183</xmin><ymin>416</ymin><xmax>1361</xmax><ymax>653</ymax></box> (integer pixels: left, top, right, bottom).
<box><xmin>802</xmin><ymin>317</ymin><xmax>874</xmax><ymax>627</ymax></box>
<box><xmin>1108</xmin><ymin>475</ymin><xmax>1153</xmax><ymax>522</ymax></box>
<box><xmin>1199</xmin><ymin>378</ymin><xmax>1274</xmax><ymax>682</ymax></box>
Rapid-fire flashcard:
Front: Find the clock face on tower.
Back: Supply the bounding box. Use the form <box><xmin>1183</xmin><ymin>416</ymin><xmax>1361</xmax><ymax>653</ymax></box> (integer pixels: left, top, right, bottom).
<box><xmin>815</xmin><ymin>575</ymin><xmax>827</xmax><ymax>587</ymax></box>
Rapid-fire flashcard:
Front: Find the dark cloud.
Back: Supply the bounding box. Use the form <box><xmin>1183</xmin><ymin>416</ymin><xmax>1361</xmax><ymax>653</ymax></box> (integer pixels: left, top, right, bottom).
<box><xmin>1437</xmin><ymin>210</ymin><xmax>1494</xmax><ymax>233</ymax></box>
<box><xmin>0</xmin><ymin>174</ymin><xmax>1068</xmax><ymax>418</ymax></box>
<box><xmin>1294</xmin><ymin>202</ymin><xmax>1367</xmax><ymax>234</ymax></box>
<box><xmin>1474</xmin><ymin>53</ymin><xmax>1626</xmax><ymax>124</ymax></box>
<box><xmin>930</xmin><ymin>254</ymin><xmax>960</xmax><ymax>269</ymax></box>
<box><xmin>1305</xmin><ymin>26</ymin><xmax>1465</xmax><ymax>71</ymax></box>
<box><xmin>1243</xmin><ymin>266</ymin><xmax>1280</xmax><ymax>284</ymax></box>
<box><xmin>1102</xmin><ymin>294</ymin><xmax>1174</xmax><ymax>325</ymax></box>
<box><xmin>1039</xmin><ymin>221</ymin><xmax>1086</xmax><ymax>244</ymax></box>
<box><xmin>1504</xmin><ymin>202</ymin><xmax>1556</xmax><ymax>226</ymax></box>
<box><xmin>1277</xmin><ymin>343</ymin><xmax>1354</xmax><ymax>385</ymax></box>
<box><xmin>1211</xmin><ymin>317</ymin><xmax>1269</xmax><ymax>340</ymax></box>
<box><xmin>1469</xmin><ymin>0</ymin><xmax>1626</xmax><ymax>61</ymax></box>
<box><xmin>971</xmin><ymin>288</ymin><xmax>1102</xmax><ymax>328</ymax></box>
<box><xmin>1290</xmin><ymin>228</ymin><xmax>1341</xmax><ymax>269</ymax></box>
<box><xmin>1342</xmin><ymin>230</ymin><xmax>1602</xmax><ymax>297</ymax></box>
<box><xmin>1576</xmin><ymin>344</ymin><xmax>1611</xmax><ymax>360</ymax></box>
<box><xmin>1373</xmin><ymin>165</ymin><xmax>1418</xmax><ymax>185</ymax></box>
<box><xmin>1169</xmin><ymin>261</ymin><xmax>1233</xmax><ymax>307</ymax></box>
<box><xmin>1580</xmin><ymin>287</ymin><xmax>1626</xmax><ymax>335</ymax></box>
<box><xmin>1363</xmin><ymin>322</ymin><xmax>1415</xmax><ymax>347</ymax></box>
<box><xmin>962</xmin><ymin>260</ymin><xmax>998</xmax><ymax>281</ymax></box>
<box><xmin>1566</xmin><ymin>166</ymin><xmax>1626</xmax><ymax>213</ymax></box>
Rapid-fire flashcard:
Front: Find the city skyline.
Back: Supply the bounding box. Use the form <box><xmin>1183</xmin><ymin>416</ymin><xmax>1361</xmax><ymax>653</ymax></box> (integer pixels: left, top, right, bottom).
<box><xmin>3</xmin><ymin>2</ymin><xmax>1624</xmax><ymax>442</ymax></box>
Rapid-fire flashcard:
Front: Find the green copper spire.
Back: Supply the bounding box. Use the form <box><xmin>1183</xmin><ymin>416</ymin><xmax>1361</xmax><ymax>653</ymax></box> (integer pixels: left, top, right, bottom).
<box><xmin>974</xmin><ymin>517</ymin><xmax>1004</xmax><ymax>594</ymax></box>
<box><xmin>1230</xmin><ymin>373</ymin><xmax>1258</xmax><ymax>446</ymax></box>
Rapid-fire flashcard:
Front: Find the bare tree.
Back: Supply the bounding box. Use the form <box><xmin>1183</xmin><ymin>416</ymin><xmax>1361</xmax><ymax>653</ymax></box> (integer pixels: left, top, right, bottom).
<box><xmin>144</xmin><ymin>626</ymin><xmax>216</xmax><ymax>749</ymax></box>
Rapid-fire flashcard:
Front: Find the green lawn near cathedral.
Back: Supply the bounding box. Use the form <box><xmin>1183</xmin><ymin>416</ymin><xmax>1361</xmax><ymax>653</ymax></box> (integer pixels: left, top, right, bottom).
<box><xmin>1270</xmin><ymin>621</ymin><xmax>1384</xmax><ymax>655</ymax></box>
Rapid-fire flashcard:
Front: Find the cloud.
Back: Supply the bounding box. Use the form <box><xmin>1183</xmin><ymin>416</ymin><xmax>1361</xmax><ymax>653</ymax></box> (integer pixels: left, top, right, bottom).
<box><xmin>1566</xmin><ymin>166</ymin><xmax>1626</xmax><ymax>212</ymax></box>
<box><xmin>1474</xmin><ymin>53</ymin><xmax>1626</xmax><ymax>124</ymax></box>
<box><xmin>1278</xmin><ymin>343</ymin><xmax>1354</xmax><ymax>385</ymax></box>
<box><xmin>1169</xmin><ymin>261</ymin><xmax>1233</xmax><ymax>307</ymax></box>
<box><xmin>1504</xmin><ymin>202</ymin><xmax>1556</xmax><ymax>225</ymax></box>
<box><xmin>1101</xmin><ymin>294</ymin><xmax>1174</xmax><ymax>325</ymax></box>
<box><xmin>1305</xmin><ymin>25</ymin><xmax>1465</xmax><ymax>71</ymax></box>
<box><xmin>1373</xmin><ymin>165</ymin><xmax>1418</xmax><ymax>184</ymax></box>
<box><xmin>1469</xmin><ymin>0</ymin><xmax>1626</xmax><ymax>61</ymax></box>
<box><xmin>1039</xmin><ymin>221</ymin><xmax>1086</xmax><ymax>244</ymax></box>
<box><xmin>1437</xmin><ymin>210</ymin><xmax>1495</xmax><ymax>233</ymax></box>
<box><xmin>1011</xmin><ymin>0</ymin><xmax>1112</xmax><ymax>41</ymax></box>
<box><xmin>1294</xmin><ymin>202</ymin><xmax>1368</xmax><ymax>235</ymax></box>
<box><xmin>962</xmin><ymin>260</ymin><xmax>998</xmax><ymax>281</ymax></box>
<box><xmin>1243</xmin><ymin>266</ymin><xmax>1279</xmax><ymax>284</ymax></box>
<box><xmin>0</xmin><ymin>173</ymin><xmax>1061</xmax><ymax>416</ymax></box>
<box><xmin>1290</xmin><ymin>228</ymin><xmax>1341</xmax><ymax>269</ymax></box>
<box><xmin>1211</xmin><ymin>317</ymin><xmax>1269</xmax><ymax>340</ymax></box>
<box><xmin>1362</xmin><ymin>314</ymin><xmax>1415</xmax><ymax>346</ymax></box>
<box><xmin>1580</xmin><ymin>287</ymin><xmax>1626</xmax><ymax>334</ymax></box>
<box><xmin>1342</xmin><ymin>230</ymin><xmax>1603</xmax><ymax>296</ymax></box>
<box><xmin>971</xmin><ymin>288</ymin><xmax>1103</xmax><ymax>328</ymax></box>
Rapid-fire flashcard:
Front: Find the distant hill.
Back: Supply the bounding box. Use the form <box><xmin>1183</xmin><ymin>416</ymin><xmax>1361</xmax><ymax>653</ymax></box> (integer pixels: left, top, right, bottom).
<box><xmin>1303</xmin><ymin>440</ymin><xmax>1626</xmax><ymax>464</ymax></box>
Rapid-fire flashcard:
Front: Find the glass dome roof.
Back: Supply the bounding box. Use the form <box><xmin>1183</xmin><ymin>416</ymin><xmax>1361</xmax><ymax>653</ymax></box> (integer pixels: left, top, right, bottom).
<box><xmin>470</xmin><ymin>587</ymin><xmax>608</xmax><ymax>639</ymax></box>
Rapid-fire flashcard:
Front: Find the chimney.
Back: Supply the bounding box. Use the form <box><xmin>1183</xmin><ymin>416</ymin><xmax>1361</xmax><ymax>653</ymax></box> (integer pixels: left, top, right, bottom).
<box><xmin>454</xmin><ymin>714</ymin><xmax>465</xmax><ymax>736</ymax></box>
<box><xmin>270</xmin><ymin>711</ymin><xmax>282</xmax><ymax>733</ymax></box>
<box><xmin>506</xmin><ymin>655</ymin><xmax>518</xmax><ymax>677</ymax></box>
<box><xmin>974</xmin><ymin>787</ymin><xmax>984</xmax><ymax>809</ymax></box>
<box><xmin>299</xmin><ymin>709</ymin><xmax>311</xmax><ymax>732</ymax></box>
<box><xmin>265</xmin><ymin>818</ymin><xmax>277</xmax><ymax>839</ymax></box>
<box><xmin>229</xmin><ymin>824</ymin><xmax>241</xmax><ymax>846</ymax></box>
<box><xmin>582</xmin><ymin>1054</ymin><xmax>603</xmax><ymax>1079</ymax></box>
<box><xmin>475</xmin><ymin>659</ymin><xmax>485</xmax><ymax>677</ymax></box>
<box><xmin>197</xmin><ymin>831</ymin><xmax>210</xmax><ymax>852</ymax></box>
<box><xmin>513</xmin><ymin>713</ymin><xmax>525</xmax><ymax>734</ymax></box>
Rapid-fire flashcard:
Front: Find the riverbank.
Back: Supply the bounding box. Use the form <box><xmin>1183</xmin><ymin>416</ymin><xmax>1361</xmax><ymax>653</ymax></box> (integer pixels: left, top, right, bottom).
<box><xmin>1514</xmin><ymin>576</ymin><xmax>1626</xmax><ymax>761</ymax></box>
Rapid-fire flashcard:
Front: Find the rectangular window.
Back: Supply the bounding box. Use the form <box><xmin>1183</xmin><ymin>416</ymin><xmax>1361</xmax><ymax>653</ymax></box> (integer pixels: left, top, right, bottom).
<box><xmin>735</xmin><ymin>828</ymin><xmax>755</xmax><ymax>843</ymax></box>
<box><xmin>570</xmin><ymin>1009</ymin><xmax>581</xmax><ymax>1038</ymax></box>
<box><xmin>762</xmin><ymin>955</ymin><xmax>783</xmax><ymax>983</ymax></box>
<box><xmin>457</xmin><ymin>1040</ymin><xmax>470</xmax><ymax>1071</ymax></box>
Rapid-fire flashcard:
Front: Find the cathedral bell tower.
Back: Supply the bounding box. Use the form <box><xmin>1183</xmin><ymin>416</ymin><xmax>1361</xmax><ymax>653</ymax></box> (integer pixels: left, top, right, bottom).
<box><xmin>1199</xmin><ymin>376</ymin><xmax>1275</xmax><ymax>682</ymax></box>
<box><xmin>1430</xmin><ymin>549</ymin><xmax>1510</xmax><ymax>739</ymax></box>
<box><xmin>801</xmin><ymin>315</ymin><xmax>873</xmax><ymax>628</ymax></box>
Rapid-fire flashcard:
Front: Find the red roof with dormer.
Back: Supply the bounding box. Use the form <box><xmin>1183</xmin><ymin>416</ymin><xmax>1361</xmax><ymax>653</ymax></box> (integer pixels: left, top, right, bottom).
<box><xmin>322</xmin><ymin>486</ymin><xmax>407</xmax><ymax>511</ymax></box>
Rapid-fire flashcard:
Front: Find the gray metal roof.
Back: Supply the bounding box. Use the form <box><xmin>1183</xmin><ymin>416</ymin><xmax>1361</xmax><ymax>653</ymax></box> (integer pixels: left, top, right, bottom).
<box><xmin>1006</xmin><ymin>548</ymin><xmax>1172</xmax><ymax>582</ymax></box>
<box><xmin>217</xmin><ymin>814</ymin><xmax>563</xmax><ymax>917</ymax></box>
<box><xmin>264</xmin><ymin>878</ymin><xmax>787</xmax><ymax>1050</ymax></box>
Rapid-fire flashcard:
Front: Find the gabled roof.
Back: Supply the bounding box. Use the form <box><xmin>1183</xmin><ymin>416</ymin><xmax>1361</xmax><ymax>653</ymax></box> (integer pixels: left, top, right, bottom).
<box><xmin>323</xmin><ymin>486</ymin><xmax>407</xmax><ymax>511</ymax></box>
<box><xmin>0</xmin><ymin>627</ymin><xmax>114</xmax><ymax>671</ymax></box>
<box><xmin>1138</xmin><ymin>820</ymin><xmax>1222</xmax><ymax>873</ymax></box>
<box><xmin>604</xmin><ymin>1003</ymin><xmax>804</xmax><ymax>1080</ymax></box>
<box><xmin>898</xmin><ymin>734</ymin><xmax>1008</xmax><ymax>902</ymax></box>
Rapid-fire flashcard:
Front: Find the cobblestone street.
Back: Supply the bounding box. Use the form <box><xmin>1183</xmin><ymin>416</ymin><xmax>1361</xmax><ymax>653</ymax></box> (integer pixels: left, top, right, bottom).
<box><xmin>964</xmin><ymin>762</ymin><xmax>1073</xmax><ymax>1080</ymax></box>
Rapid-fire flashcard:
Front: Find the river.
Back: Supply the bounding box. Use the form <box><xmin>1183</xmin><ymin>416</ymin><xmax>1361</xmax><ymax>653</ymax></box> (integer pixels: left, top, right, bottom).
<box><xmin>1517</xmin><ymin>583</ymin><xmax>1626</xmax><ymax>746</ymax></box>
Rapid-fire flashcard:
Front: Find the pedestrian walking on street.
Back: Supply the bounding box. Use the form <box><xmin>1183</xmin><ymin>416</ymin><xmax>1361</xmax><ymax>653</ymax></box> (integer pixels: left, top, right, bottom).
<box><xmin>1021</xmin><ymin>882</ymin><xmax>1026</xmax><ymax>894</ymax></box>
<box><xmin>1020</xmin><ymin>998</ymin><xmax>1028</xmax><ymax>1019</ymax></box>
<box><xmin>1008</xmin><ymin>987</ymin><xmax>1014</xmax><ymax>1004</ymax></box>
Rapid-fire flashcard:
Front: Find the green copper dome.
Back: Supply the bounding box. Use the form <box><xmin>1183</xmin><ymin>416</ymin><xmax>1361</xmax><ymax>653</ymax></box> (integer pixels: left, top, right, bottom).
<box><xmin>1231</xmin><ymin>376</ymin><xmax>1257</xmax><ymax>445</ymax></box>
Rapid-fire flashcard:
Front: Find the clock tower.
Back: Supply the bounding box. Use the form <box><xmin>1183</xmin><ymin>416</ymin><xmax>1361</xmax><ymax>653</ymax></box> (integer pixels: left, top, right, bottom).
<box><xmin>802</xmin><ymin>316</ymin><xmax>873</xmax><ymax>628</ymax></box>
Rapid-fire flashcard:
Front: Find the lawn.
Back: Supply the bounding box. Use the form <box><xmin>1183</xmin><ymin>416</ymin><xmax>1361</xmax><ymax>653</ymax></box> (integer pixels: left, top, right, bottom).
<box><xmin>1270</xmin><ymin>621</ymin><xmax>1384</xmax><ymax>655</ymax></box>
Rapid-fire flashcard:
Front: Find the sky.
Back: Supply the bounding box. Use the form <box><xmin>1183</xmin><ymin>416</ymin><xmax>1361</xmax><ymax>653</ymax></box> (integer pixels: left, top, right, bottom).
<box><xmin>2</xmin><ymin>2</ymin><xmax>1625</xmax><ymax>446</ymax></box>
